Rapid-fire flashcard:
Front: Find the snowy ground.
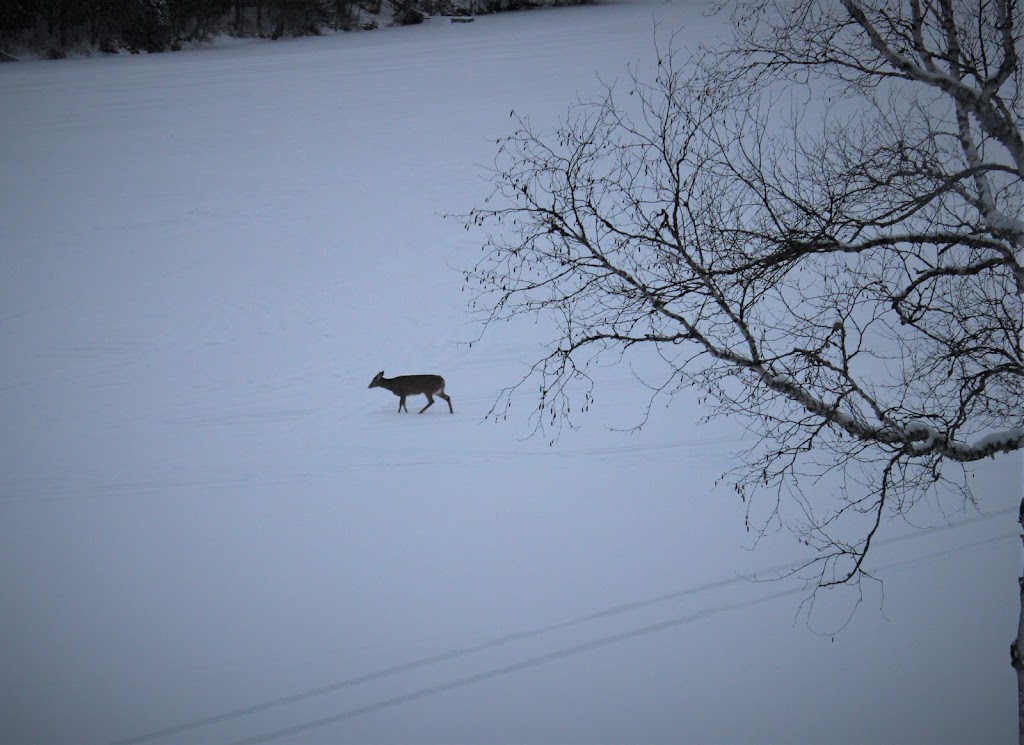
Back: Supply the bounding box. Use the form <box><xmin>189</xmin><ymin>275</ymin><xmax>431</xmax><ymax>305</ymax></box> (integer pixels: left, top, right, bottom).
<box><xmin>1</xmin><ymin>1</ymin><xmax>1021</xmax><ymax>743</ymax></box>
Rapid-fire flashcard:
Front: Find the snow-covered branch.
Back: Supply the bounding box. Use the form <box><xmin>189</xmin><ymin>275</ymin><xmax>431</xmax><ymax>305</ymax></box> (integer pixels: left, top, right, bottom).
<box><xmin>461</xmin><ymin>0</ymin><xmax>1023</xmax><ymax>599</ymax></box>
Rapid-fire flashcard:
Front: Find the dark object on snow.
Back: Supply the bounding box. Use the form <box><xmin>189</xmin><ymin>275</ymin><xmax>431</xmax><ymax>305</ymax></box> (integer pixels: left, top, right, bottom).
<box><xmin>368</xmin><ymin>371</ymin><xmax>454</xmax><ymax>414</ymax></box>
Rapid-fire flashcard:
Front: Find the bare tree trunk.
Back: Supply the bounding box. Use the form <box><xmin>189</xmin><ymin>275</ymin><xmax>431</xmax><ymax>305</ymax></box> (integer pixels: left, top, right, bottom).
<box><xmin>1014</xmin><ymin>497</ymin><xmax>1024</xmax><ymax>745</ymax></box>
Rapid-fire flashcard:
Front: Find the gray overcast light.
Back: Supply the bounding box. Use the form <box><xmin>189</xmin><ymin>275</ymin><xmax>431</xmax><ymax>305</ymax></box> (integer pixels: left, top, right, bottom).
<box><xmin>0</xmin><ymin>1</ymin><xmax>1021</xmax><ymax>743</ymax></box>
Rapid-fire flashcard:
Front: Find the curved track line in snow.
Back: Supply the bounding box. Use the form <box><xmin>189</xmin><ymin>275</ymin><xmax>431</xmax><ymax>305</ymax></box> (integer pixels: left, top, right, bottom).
<box><xmin>111</xmin><ymin>508</ymin><xmax>1014</xmax><ymax>745</ymax></box>
<box><xmin>232</xmin><ymin>532</ymin><xmax>1020</xmax><ymax>745</ymax></box>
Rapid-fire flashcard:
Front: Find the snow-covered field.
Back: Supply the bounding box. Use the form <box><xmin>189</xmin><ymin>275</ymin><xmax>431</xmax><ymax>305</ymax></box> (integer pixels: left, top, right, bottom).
<box><xmin>1</xmin><ymin>2</ymin><xmax>1020</xmax><ymax>742</ymax></box>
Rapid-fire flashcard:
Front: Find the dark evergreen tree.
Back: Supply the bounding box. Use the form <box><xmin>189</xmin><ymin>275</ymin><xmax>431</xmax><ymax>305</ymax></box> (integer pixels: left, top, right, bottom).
<box><xmin>119</xmin><ymin>0</ymin><xmax>171</xmax><ymax>51</ymax></box>
<box><xmin>269</xmin><ymin>0</ymin><xmax>328</xmax><ymax>39</ymax></box>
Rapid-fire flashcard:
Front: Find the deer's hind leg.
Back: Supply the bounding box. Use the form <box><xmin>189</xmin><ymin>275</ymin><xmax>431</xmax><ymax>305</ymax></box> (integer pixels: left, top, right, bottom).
<box><xmin>438</xmin><ymin>392</ymin><xmax>453</xmax><ymax>413</ymax></box>
<box><xmin>419</xmin><ymin>393</ymin><xmax>435</xmax><ymax>414</ymax></box>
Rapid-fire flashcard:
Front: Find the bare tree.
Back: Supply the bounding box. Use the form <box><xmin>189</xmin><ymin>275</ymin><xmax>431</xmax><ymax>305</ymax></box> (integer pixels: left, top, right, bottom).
<box><xmin>459</xmin><ymin>0</ymin><xmax>1023</xmax><ymax>735</ymax></box>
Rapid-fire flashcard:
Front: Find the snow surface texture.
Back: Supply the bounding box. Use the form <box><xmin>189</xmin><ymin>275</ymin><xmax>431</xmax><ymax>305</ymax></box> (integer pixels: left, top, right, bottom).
<box><xmin>1</xmin><ymin>1</ymin><xmax>1021</xmax><ymax>742</ymax></box>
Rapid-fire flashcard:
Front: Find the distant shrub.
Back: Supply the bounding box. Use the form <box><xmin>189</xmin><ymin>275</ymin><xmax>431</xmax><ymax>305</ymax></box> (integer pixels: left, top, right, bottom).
<box><xmin>121</xmin><ymin>0</ymin><xmax>173</xmax><ymax>52</ymax></box>
<box><xmin>392</xmin><ymin>6</ymin><xmax>424</xmax><ymax>24</ymax></box>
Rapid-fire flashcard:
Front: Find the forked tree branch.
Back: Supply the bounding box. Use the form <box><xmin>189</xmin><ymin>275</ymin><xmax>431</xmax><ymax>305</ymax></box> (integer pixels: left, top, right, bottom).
<box><xmin>456</xmin><ymin>0</ymin><xmax>1023</xmax><ymax>604</ymax></box>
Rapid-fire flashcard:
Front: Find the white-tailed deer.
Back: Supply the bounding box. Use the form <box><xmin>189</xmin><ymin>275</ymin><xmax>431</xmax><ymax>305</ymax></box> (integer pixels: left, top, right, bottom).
<box><xmin>368</xmin><ymin>371</ymin><xmax>454</xmax><ymax>414</ymax></box>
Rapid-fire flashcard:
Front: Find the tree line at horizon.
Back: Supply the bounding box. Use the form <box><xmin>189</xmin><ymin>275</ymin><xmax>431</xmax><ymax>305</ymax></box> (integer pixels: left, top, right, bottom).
<box><xmin>0</xmin><ymin>0</ymin><xmax>578</xmax><ymax>57</ymax></box>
